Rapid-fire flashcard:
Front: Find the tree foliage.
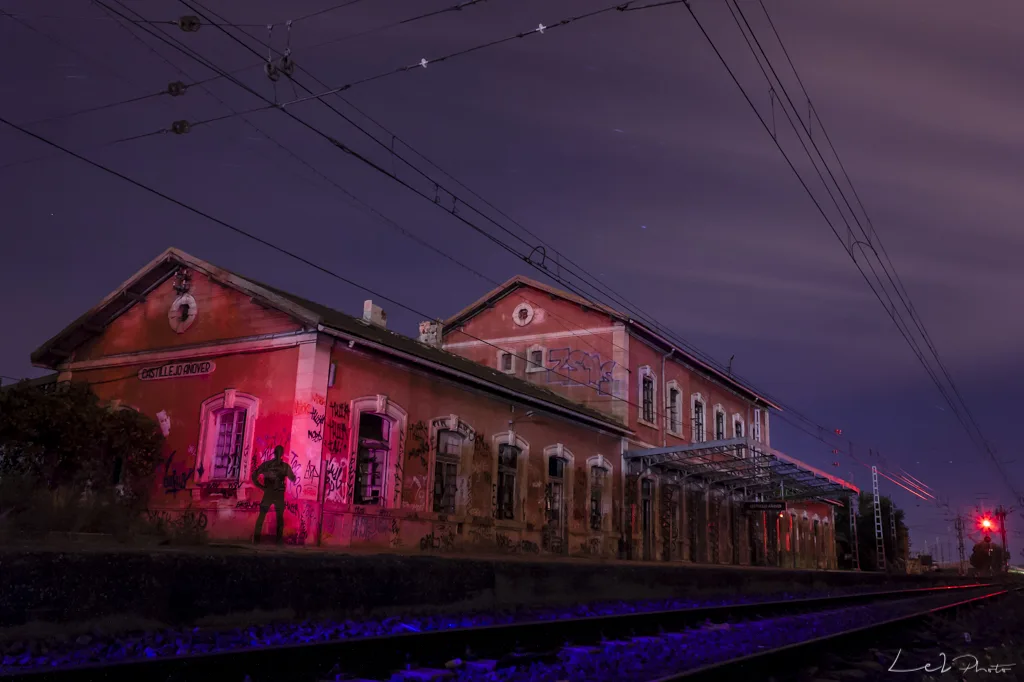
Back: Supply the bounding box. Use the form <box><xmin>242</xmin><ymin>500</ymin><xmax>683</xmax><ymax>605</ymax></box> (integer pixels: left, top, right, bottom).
<box><xmin>834</xmin><ymin>492</ymin><xmax>908</xmax><ymax>571</ymax></box>
<box><xmin>0</xmin><ymin>381</ymin><xmax>164</xmax><ymax>509</ymax></box>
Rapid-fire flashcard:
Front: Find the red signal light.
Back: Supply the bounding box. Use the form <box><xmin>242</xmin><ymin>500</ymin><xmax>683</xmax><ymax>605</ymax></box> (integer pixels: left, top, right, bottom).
<box><xmin>979</xmin><ymin>516</ymin><xmax>996</xmax><ymax>531</ymax></box>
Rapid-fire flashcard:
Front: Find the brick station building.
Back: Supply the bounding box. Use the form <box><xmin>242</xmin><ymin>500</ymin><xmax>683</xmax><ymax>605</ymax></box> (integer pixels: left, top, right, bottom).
<box><xmin>29</xmin><ymin>248</ymin><xmax>855</xmax><ymax>568</ymax></box>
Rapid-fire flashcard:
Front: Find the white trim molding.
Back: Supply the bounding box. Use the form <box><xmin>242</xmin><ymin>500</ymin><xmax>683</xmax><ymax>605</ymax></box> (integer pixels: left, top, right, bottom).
<box><xmin>195</xmin><ymin>389</ymin><xmax>261</xmax><ymax>486</ymax></box>
<box><xmin>349</xmin><ymin>394</ymin><xmax>409</xmax><ymax>509</ymax></box>
<box><xmin>586</xmin><ymin>454</ymin><xmax>613</xmax><ymax>533</ymax></box>
<box><xmin>62</xmin><ymin>330</ymin><xmax>317</xmax><ymax>372</ymax></box>
<box><xmin>525</xmin><ymin>343</ymin><xmax>547</xmax><ymax>373</ymax></box>
<box><xmin>690</xmin><ymin>393</ymin><xmax>707</xmax><ymax>443</ymax></box>
<box><xmin>665</xmin><ymin>380</ymin><xmax>683</xmax><ymax>437</ymax></box>
<box><xmin>426</xmin><ymin>414</ymin><xmax>476</xmax><ymax>514</ymax></box>
<box><xmin>492</xmin><ymin>431</ymin><xmax>529</xmax><ymax>523</ymax></box>
<box><xmin>443</xmin><ymin>326</ymin><xmax>619</xmax><ymax>350</ymax></box>
<box><xmin>637</xmin><ymin>365</ymin><xmax>658</xmax><ymax>429</ymax></box>
<box><xmin>712</xmin><ymin>403</ymin><xmax>727</xmax><ymax>440</ymax></box>
<box><xmin>496</xmin><ymin>348</ymin><xmax>516</xmax><ymax>375</ymax></box>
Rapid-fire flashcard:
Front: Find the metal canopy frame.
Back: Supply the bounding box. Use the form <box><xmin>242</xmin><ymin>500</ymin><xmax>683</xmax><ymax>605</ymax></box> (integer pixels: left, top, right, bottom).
<box><xmin>624</xmin><ymin>438</ymin><xmax>859</xmax><ymax>501</ymax></box>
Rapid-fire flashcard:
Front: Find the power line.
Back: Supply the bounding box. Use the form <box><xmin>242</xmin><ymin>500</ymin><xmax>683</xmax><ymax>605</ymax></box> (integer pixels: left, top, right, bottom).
<box><xmin>0</xmin><ymin>115</ymin><xmax>694</xmax><ymax>429</ymax></box>
<box><xmin>720</xmin><ymin>0</ymin><xmax>1019</xmax><ymax>503</ymax></box>
<box><xmin>177</xmin><ymin>0</ymin><xmax>936</xmax><ymax>494</ymax></box>
<box><xmin>128</xmin><ymin>0</ymin><xmax>690</xmax><ymax>135</ymax></box>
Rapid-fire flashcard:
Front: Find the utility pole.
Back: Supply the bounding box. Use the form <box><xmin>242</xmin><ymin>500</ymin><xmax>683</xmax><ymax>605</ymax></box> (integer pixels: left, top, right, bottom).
<box><xmin>995</xmin><ymin>505</ymin><xmax>1010</xmax><ymax>573</ymax></box>
<box><xmin>955</xmin><ymin>513</ymin><xmax>966</xmax><ymax>576</ymax></box>
<box><xmin>848</xmin><ymin>492</ymin><xmax>860</xmax><ymax>570</ymax></box>
<box><xmin>872</xmin><ymin>466</ymin><xmax>886</xmax><ymax>571</ymax></box>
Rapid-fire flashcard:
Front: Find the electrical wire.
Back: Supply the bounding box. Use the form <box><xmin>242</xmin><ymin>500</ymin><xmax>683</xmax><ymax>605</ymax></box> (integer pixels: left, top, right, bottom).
<box><xmin>174</xmin><ymin>0</ymin><xmax>934</xmax><ymax>494</ymax></box>
<box><xmin>94</xmin><ymin>0</ymin><xmax>637</xmax><ymax>371</ymax></box>
<box><xmin>718</xmin><ymin>0</ymin><xmax>1019</xmax><ymax>503</ymax></box>
<box><xmin>129</xmin><ymin>0</ymin><xmax>690</xmax><ymax>133</ymax></box>
<box><xmin>0</xmin><ymin>116</ymin><xmax>703</xmax><ymax>433</ymax></box>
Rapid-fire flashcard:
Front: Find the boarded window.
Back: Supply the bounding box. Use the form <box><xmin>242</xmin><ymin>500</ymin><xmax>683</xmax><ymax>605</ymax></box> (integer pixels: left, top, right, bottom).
<box><xmin>668</xmin><ymin>388</ymin><xmax>681</xmax><ymax>432</ymax></box>
<box><xmin>500</xmin><ymin>352</ymin><xmax>513</xmax><ymax>372</ymax></box>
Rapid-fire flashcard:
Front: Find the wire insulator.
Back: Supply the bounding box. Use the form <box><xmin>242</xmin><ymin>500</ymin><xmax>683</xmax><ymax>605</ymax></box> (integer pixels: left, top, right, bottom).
<box><xmin>279</xmin><ymin>55</ymin><xmax>295</xmax><ymax>77</ymax></box>
<box><xmin>167</xmin><ymin>81</ymin><xmax>188</xmax><ymax>97</ymax></box>
<box><xmin>264</xmin><ymin>61</ymin><xmax>281</xmax><ymax>82</ymax></box>
<box><xmin>177</xmin><ymin>15</ymin><xmax>201</xmax><ymax>32</ymax></box>
<box><xmin>171</xmin><ymin>120</ymin><xmax>191</xmax><ymax>135</ymax></box>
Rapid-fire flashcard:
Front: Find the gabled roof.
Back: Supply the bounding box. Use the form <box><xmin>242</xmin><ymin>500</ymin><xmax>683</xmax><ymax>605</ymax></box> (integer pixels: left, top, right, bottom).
<box><xmin>32</xmin><ymin>249</ymin><xmax>631</xmax><ymax>436</ymax></box>
<box><xmin>444</xmin><ymin>276</ymin><xmax>781</xmax><ymax>410</ymax></box>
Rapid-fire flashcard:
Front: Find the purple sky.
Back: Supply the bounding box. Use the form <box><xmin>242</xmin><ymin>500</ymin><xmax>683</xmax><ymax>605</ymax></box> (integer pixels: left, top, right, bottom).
<box><xmin>2</xmin><ymin>0</ymin><xmax>1022</xmax><ymax>557</ymax></box>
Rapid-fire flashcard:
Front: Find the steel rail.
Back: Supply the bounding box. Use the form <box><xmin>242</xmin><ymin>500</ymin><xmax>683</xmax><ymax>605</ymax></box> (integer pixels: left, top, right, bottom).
<box><xmin>2</xmin><ymin>583</ymin><xmax>994</xmax><ymax>682</ymax></box>
<box><xmin>652</xmin><ymin>587</ymin><xmax>1017</xmax><ymax>681</ymax></box>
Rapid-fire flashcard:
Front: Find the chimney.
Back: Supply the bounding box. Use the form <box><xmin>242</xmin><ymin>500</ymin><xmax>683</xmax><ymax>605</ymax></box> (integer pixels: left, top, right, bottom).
<box><xmin>362</xmin><ymin>300</ymin><xmax>387</xmax><ymax>329</ymax></box>
<box><xmin>418</xmin><ymin>320</ymin><xmax>443</xmax><ymax>348</ymax></box>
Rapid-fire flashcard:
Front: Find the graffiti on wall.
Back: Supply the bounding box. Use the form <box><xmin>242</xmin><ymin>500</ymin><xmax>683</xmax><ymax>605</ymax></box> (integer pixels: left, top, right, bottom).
<box><xmin>162</xmin><ymin>449</ymin><xmax>193</xmax><ymax>496</ymax></box>
<box><xmin>544</xmin><ymin>348</ymin><xmax>616</xmax><ymax>394</ymax></box>
<box><xmin>146</xmin><ymin>507</ymin><xmax>208</xmax><ymax>534</ymax></box>
<box><xmin>419</xmin><ymin>526</ymin><xmax>455</xmax><ymax>552</ymax></box>
<box><xmin>352</xmin><ymin>514</ymin><xmax>402</xmax><ymax>547</ymax></box>
<box><xmin>324</xmin><ymin>401</ymin><xmax>351</xmax><ymax>504</ymax></box>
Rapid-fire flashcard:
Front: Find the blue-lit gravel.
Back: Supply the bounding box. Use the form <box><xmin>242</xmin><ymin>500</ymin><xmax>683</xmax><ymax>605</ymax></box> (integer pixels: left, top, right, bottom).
<box><xmin>370</xmin><ymin>593</ymin><xmax>984</xmax><ymax>682</ymax></box>
<box><xmin>0</xmin><ymin>586</ymin><xmax>945</xmax><ymax>673</ymax></box>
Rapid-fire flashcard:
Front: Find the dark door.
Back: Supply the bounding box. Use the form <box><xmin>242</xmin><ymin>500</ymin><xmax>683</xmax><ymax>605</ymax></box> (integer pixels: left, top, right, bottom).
<box><xmin>641</xmin><ymin>479</ymin><xmax>653</xmax><ymax>561</ymax></box>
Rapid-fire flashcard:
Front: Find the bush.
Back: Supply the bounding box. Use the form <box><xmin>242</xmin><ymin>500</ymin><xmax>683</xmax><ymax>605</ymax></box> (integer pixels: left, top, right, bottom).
<box><xmin>0</xmin><ymin>381</ymin><xmax>165</xmax><ymax>538</ymax></box>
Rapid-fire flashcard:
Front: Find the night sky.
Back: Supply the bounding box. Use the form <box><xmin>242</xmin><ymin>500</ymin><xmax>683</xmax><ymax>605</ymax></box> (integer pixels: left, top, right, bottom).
<box><xmin>2</xmin><ymin>0</ymin><xmax>1022</xmax><ymax>559</ymax></box>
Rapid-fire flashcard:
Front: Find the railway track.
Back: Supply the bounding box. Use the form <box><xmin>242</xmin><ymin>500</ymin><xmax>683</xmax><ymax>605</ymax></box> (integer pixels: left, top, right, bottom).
<box><xmin>0</xmin><ymin>583</ymin><xmax>1000</xmax><ymax>682</ymax></box>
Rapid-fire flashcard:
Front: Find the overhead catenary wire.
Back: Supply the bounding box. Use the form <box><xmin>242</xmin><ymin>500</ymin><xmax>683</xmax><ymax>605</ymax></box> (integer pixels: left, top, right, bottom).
<box><xmin>717</xmin><ymin>0</ymin><xmax>1019</xmax><ymax>504</ymax></box>
<box><xmin>0</xmin><ymin>116</ymin><xmax>722</xmax><ymax>434</ymax></box>
<box><xmin>753</xmin><ymin>0</ymin><xmax>1018</xmax><ymax>504</ymax></box>
<box><xmin>124</xmin><ymin>0</ymin><xmax>691</xmax><ymax>136</ymax></box>
<box><xmin>174</xmin><ymin>0</ymin><xmax>934</xmax><ymax>492</ymax></box>
<box><xmin>89</xmin><ymin>0</ymin><xmax>638</xmax><ymax>371</ymax></box>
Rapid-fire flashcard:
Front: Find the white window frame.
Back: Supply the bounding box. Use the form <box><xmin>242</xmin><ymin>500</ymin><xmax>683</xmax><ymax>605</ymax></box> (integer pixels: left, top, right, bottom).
<box><xmin>196</xmin><ymin>389</ymin><xmax>260</xmax><ymax>487</ymax></box>
<box><xmin>637</xmin><ymin>365</ymin><xmax>658</xmax><ymax>429</ymax></box>
<box><xmin>732</xmin><ymin>413</ymin><xmax>745</xmax><ymax>438</ymax></box>
<box><xmin>690</xmin><ymin>393</ymin><xmax>707</xmax><ymax>443</ymax></box>
<box><xmin>492</xmin><ymin>431</ymin><xmax>529</xmax><ymax>523</ymax></box>
<box><xmin>496</xmin><ymin>348</ymin><xmax>516</xmax><ymax>374</ymax></box>
<box><xmin>350</xmin><ymin>394</ymin><xmax>408</xmax><ymax>509</ymax></box>
<box><xmin>427</xmin><ymin>414</ymin><xmax>475</xmax><ymax>515</ymax></box>
<box><xmin>586</xmin><ymin>454</ymin><xmax>613</xmax><ymax>533</ymax></box>
<box><xmin>542</xmin><ymin>444</ymin><xmax>575</xmax><ymax>543</ymax></box>
<box><xmin>712</xmin><ymin>404</ymin><xmax>727</xmax><ymax>441</ymax></box>
<box><xmin>665</xmin><ymin>380</ymin><xmax>683</xmax><ymax>437</ymax></box>
<box><xmin>525</xmin><ymin>344</ymin><xmax>547</xmax><ymax>373</ymax></box>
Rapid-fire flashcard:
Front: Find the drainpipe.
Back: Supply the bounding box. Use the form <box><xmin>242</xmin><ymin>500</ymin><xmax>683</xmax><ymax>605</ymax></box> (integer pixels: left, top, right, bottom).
<box><xmin>661</xmin><ymin>350</ymin><xmax>672</xmax><ymax>447</ymax></box>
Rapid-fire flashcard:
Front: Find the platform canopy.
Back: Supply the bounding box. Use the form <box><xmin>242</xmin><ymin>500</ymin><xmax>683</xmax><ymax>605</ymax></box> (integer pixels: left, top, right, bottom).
<box><xmin>624</xmin><ymin>438</ymin><xmax>859</xmax><ymax>500</ymax></box>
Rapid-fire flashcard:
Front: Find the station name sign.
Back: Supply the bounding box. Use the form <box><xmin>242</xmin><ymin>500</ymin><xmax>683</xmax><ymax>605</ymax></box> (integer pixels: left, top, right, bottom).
<box><xmin>138</xmin><ymin>360</ymin><xmax>216</xmax><ymax>381</ymax></box>
<box><xmin>743</xmin><ymin>501</ymin><xmax>786</xmax><ymax>512</ymax></box>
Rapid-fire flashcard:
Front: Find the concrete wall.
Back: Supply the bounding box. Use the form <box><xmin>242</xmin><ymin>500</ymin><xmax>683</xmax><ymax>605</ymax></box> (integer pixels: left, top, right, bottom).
<box><xmin>0</xmin><ymin>548</ymin><xmax>973</xmax><ymax>630</ymax></box>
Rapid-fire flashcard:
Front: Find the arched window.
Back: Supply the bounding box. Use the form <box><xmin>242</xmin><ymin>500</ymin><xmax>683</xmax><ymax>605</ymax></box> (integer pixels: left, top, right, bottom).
<box><xmin>350</xmin><ymin>395</ymin><xmax>408</xmax><ymax>508</ymax></box>
<box><xmin>587</xmin><ymin>454</ymin><xmax>613</xmax><ymax>532</ymax></box>
<box><xmin>543</xmin><ymin>444</ymin><xmax>575</xmax><ymax>553</ymax></box>
<box><xmin>638</xmin><ymin>366</ymin><xmax>657</xmax><ymax>426</ymax></box>
<box><xmin>713</xmin><ymin>405</ymin><xmax>726</xmax><ymax>440</ymax></box>
<box><xmin>666</xmin><ymin>381</ymin><xmax>682</xmax><ymax>436</ymax></box>
<box><xmin>197</xmin><ymin>389</ymin><xmax>260</xmax><ymax>485</ymax></box>
<box><xmin>691</xmin><ymin>394</ymin><xmax>707</xmax><ymax>443</ymax></box>
<box><xmin>493</xmin><ymin>432</ymin><xmax>529</xmax><ymax>521</ymax></box>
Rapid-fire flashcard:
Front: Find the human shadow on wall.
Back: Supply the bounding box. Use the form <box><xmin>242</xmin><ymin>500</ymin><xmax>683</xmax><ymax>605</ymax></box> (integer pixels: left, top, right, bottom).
<box><xmin>252</xmin><ymin>445</ymin><xmax>296</xmax><ymax>544</ymax></box>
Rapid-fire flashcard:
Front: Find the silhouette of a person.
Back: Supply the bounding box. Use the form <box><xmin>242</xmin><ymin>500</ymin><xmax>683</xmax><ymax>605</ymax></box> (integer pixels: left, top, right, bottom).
<box><xmin>252</xmin><ymin>445</ymin><xmax>296</xmax><ymax>544</ymax></box>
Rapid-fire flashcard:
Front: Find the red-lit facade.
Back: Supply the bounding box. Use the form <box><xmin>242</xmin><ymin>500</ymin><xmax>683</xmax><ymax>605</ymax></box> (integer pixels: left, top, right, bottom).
<box><xmin>442</xmin><ymin>277</ymin><xmax>856</xmax><ymax>569</ymax></box>
<box><xmin>29</xmin><ymin>249</ymin><xmax>854</xmax><ymax>568</ymax></box>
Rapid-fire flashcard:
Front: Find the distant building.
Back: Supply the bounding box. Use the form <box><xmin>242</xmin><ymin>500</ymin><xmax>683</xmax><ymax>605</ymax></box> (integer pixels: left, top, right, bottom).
<box><xmin>28</xmin><ymin>248</ymin><xmax>856</xmax><ymax>566</ymax></box>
